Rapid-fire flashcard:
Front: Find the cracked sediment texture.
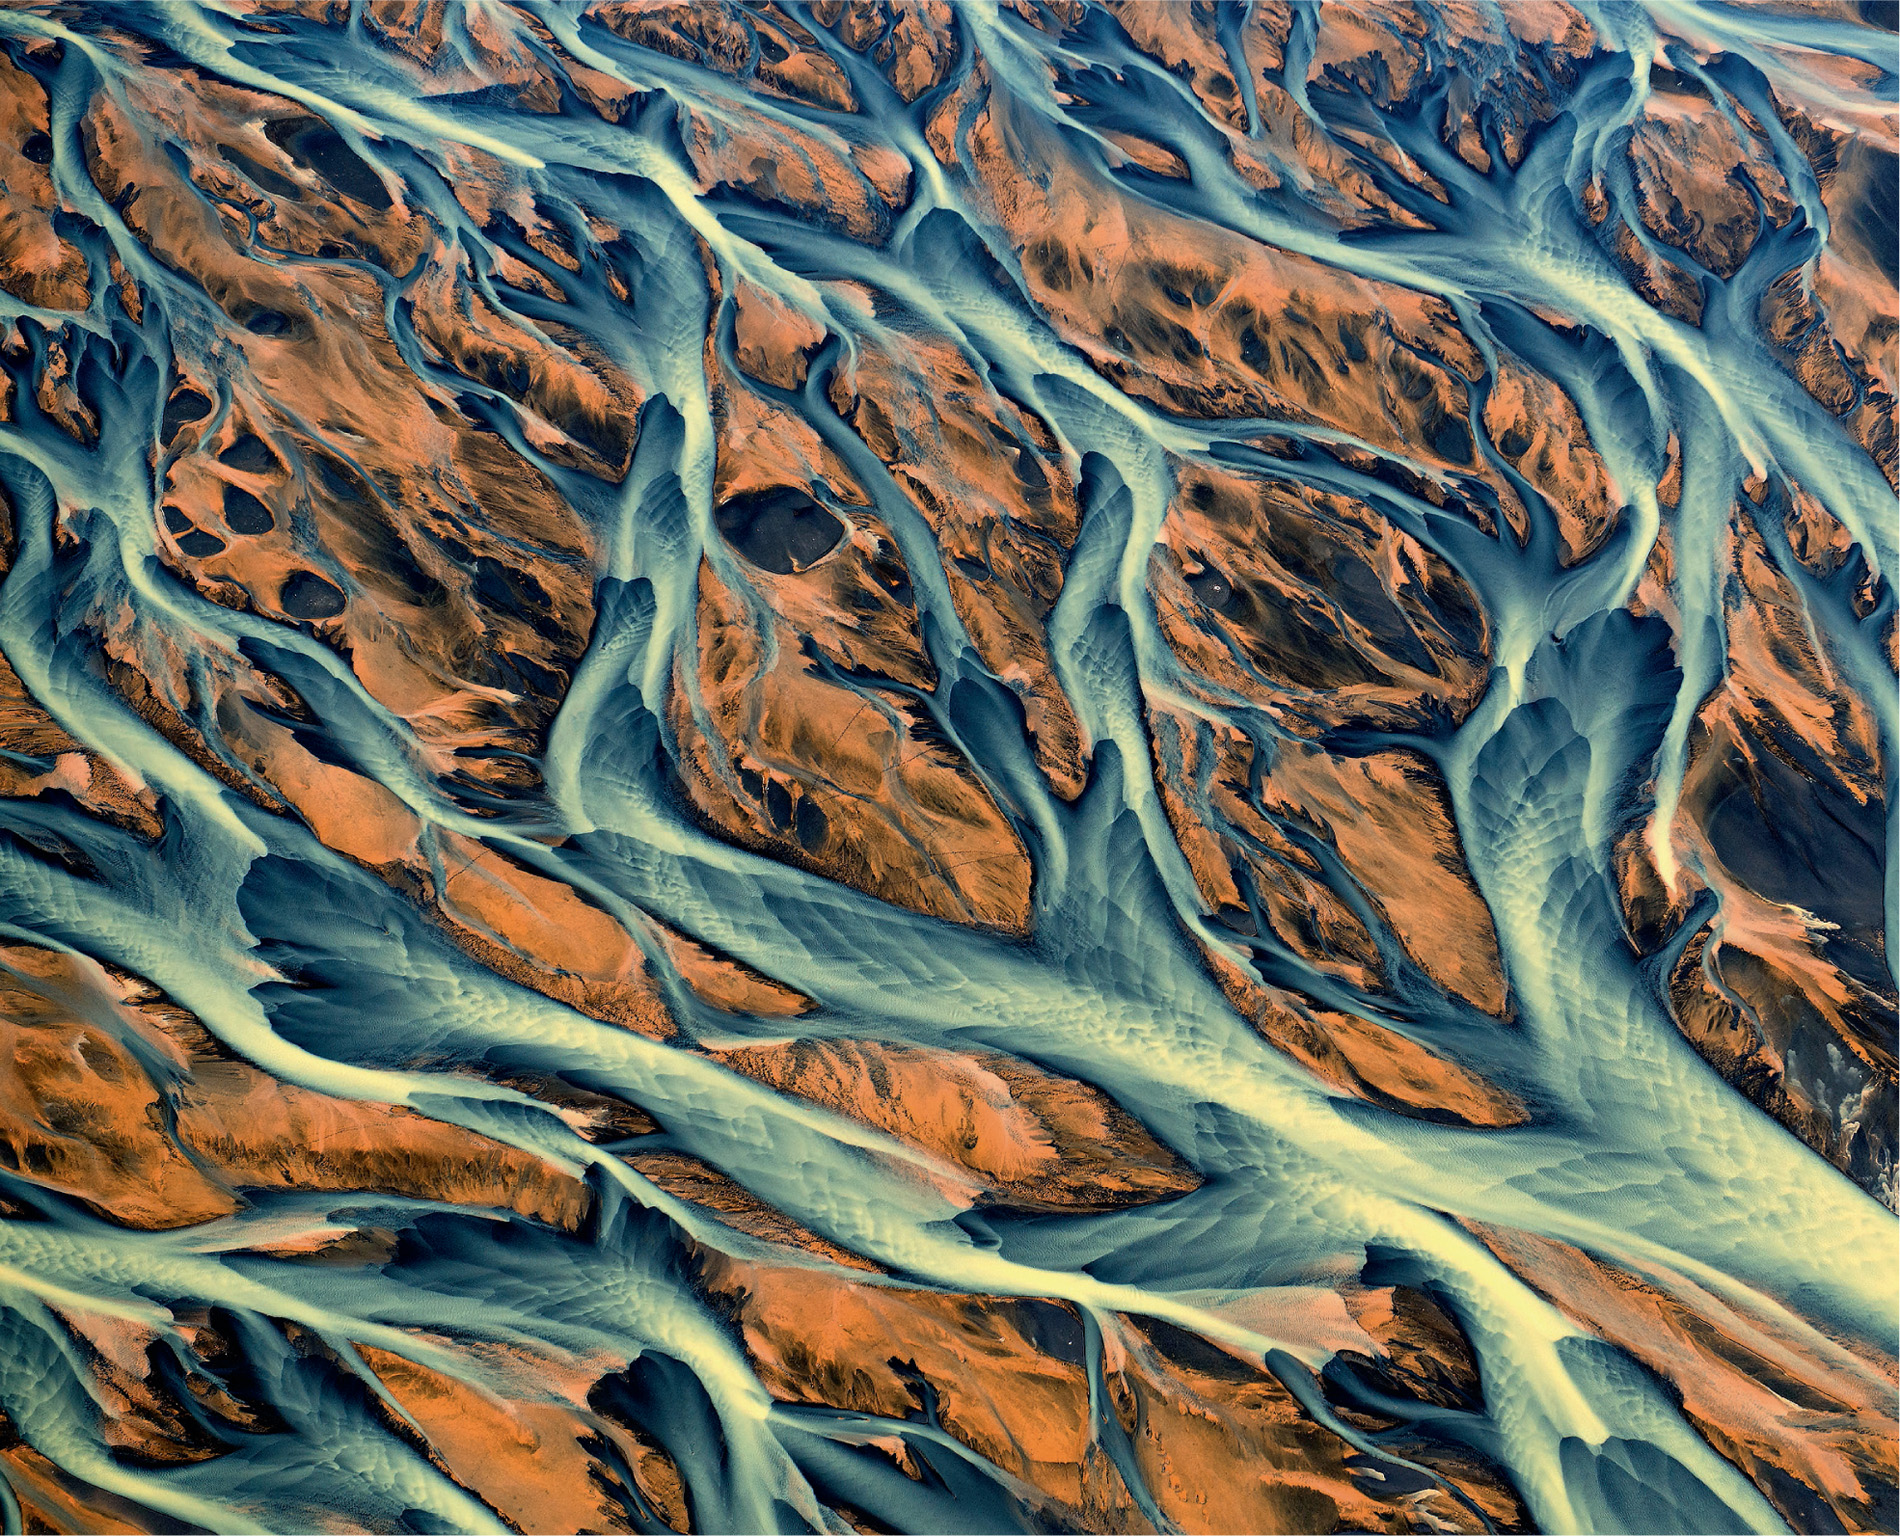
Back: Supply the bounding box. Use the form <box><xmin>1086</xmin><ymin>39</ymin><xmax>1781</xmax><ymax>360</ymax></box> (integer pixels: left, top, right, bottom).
<box><xmin>0</xmin><ymin>2</ymin><xmax>1893</xmax><ymax>1533</ymax></box>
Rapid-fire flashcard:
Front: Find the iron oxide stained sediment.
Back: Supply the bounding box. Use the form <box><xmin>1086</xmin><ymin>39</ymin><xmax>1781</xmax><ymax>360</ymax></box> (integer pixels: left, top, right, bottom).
<box><xmin>0</xmin><ymin>3</ymin><xmax>1892</xmax><ymax>1535</ymax></box>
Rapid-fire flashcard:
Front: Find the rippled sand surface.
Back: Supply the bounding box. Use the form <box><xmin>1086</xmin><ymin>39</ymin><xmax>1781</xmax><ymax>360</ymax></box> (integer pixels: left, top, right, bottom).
<box><xmin>0</xmin><ymin>2</ymin><xmax>1893</xmax><ymax>1532</ymax></box>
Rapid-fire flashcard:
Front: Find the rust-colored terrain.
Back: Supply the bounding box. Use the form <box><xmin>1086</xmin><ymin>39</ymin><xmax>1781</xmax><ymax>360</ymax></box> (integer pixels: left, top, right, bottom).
<box><xmin>0</xmin><ymin>2</ymin><xmax>1892</xmax><ymax>1533</ymax></box>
